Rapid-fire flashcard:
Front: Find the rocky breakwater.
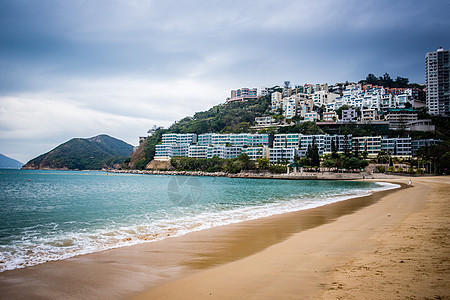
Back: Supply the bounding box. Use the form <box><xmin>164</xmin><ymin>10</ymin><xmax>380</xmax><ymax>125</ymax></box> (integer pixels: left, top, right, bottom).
<box><xmin>108</xmin><ymin>169</ymin><xmax>228</xmax><ymax>177</ymax></box>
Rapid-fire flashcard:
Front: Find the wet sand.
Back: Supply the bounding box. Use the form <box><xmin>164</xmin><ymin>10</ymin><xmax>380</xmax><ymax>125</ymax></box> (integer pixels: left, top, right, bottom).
<box><xmin>0</xmin><ymin>177</ymin><xmax>448</xmax><ymax>299</ymax></box>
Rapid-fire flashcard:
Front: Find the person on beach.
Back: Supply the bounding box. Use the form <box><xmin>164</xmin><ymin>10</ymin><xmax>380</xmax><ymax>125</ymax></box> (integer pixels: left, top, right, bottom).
<box><xmin>409</xmin><ymin>179</ymin><xmax>412</xmax><ymax>187</ymax></box>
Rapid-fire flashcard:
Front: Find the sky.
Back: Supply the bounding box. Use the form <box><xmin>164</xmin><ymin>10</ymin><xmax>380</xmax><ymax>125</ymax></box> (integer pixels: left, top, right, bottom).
<box><xmin>1</xmin><ymin>0</ymin><xmax>449</xmax><ymax>163</ymax></box>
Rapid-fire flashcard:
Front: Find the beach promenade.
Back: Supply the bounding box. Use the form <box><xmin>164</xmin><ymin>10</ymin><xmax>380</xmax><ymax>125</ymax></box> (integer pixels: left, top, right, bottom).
<box><xmin>0</xmin><ymin>176</ymin><xmax>448</xmax><ymax>299</ymax></box>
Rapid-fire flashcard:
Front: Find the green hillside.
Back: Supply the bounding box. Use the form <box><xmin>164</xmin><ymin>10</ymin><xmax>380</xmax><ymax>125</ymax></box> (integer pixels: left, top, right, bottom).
<box><xmin>23</xmin><ymin>134</ymin><xmax>133</xmax><ymax>170</ymax></box>
<box><xmin>128</xmin><ymin>96</ymin><xmax>273</xmax><ymax>169</ymax></box>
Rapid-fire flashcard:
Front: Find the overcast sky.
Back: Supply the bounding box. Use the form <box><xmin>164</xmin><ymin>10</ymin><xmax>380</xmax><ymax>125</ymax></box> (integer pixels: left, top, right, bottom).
<box><xmin>1</xmin><ymin>0</ymin><xmax>449</xmax><ymax>163</ymax></box>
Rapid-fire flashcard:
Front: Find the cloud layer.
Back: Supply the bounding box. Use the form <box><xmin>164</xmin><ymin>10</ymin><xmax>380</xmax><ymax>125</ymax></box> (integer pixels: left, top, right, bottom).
<box><xmin>1</xmin><ymin>0</ymin><xmax>449</xmax><ymax>162</ymax></box>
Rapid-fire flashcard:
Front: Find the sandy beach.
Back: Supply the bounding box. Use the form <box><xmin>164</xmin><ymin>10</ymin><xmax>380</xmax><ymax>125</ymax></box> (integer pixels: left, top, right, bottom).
<box><xmin>0</xmin><ymin>176</ymin><xmax>448</xmax><ymax>299</ymax></box>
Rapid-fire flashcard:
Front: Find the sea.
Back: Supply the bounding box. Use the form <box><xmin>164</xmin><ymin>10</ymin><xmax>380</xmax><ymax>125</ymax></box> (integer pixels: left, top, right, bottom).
<box><xmin>0</xmin><ymin>169</ymin><xmax>399</xmax><ymax>272</ymax></box>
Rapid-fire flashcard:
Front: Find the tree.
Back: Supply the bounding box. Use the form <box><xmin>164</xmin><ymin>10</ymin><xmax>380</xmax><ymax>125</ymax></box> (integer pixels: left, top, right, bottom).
<box><xmin>256</xmin><ymin>157</ymin><xmax>270</xmax><ymax>170</ymax></box>
<box><xmin>343</xmin><ymin>135</ymin><xmax>351</xmax><ymax>157</ymax></box>
<box><xmin>331</xmin><ymin>137</ymin><xmax>338</xmax><ymax>159</ymax></box>
<box><xmin>306</xmin><ymin>137</ymin><xmax>320</xmax><ymax>167</ymax></box>
<box><xmin>353</xmin><ymin>138</ymin><xmax>360</xmax><ymax>158</ymax></box>
<box><xmin>365</xmin><ymin>73</ymin><xmax>378</xmax><ymax>85</ymax></box>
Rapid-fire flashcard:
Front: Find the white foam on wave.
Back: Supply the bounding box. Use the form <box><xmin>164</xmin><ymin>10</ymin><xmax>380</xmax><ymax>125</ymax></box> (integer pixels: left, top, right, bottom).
<box><xmin>0</xmin><ymin>181</ymin><xmax>400</xmax><ymax>272</ymax></box>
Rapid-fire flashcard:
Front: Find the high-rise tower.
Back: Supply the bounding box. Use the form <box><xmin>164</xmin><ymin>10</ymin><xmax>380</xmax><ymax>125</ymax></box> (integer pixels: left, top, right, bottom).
<box><xmin>425</xmin><ymin>47</ymin><xmax>449</xmax><ymax>116</ymax></box>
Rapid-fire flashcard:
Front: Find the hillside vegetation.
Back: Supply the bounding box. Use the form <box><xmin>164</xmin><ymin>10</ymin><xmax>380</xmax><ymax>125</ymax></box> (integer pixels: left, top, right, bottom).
<box><xmin>127</xmin><ymin>96</ymin><xmax>272</xmax><ymax>169</ymax></box>
<box><xmin>23</xmin><ymin>134</ymin><xmax>133</xmax><ymax>170</ymax></box>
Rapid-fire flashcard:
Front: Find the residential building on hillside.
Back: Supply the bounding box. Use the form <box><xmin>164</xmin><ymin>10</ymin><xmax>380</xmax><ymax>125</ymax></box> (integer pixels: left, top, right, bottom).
<box><xmin>381</xmin><ymin>137</ymin><xmax>412</xmax><ymax>156</ymax></box>
<box><xmin>352</xmin><ymin>136</ymin><xmax>381</xmax><ymax>157</ymax></box>
<box><xmin>188</xmin><ymin>145</ymin><xmax>208</xmax><ymax>158</ymax></box>
<box><xmin>282</xmin><ymin>96</ymin><xmax>298</xmax><ymax>119</ymax></box>
<box><xmin>259</xmin><ymin>86</ymin><xmax>270</xmax><ymax>97</ymax></box>
<box><xmin>426</xmin><ymin>47</ymin><xmax>450</xmax><ymax>116</ymax></box>
<box><xmin>155</xmin><ymin>144</ymin><xmax>190</xmax><ymax>160</ymax></box>
<box><xmin>411</xmin><ymin>139</ymin><xmax>443</xmax><ymax>156</ymax></box>
<box><xmin>227</xmin><ymin>87</ymin><xmax>258</xmax><ymax>103</ymax></box>
<box><xmin>299</xmin><ymin>135</ymin><xmax>326</xmax><ymax>156</ymax></box>
<box><xmin>406</xmin><ymin>119</ymin><xmax>435</xmax><ymax>132</ymax></box>
<box><xmin>244</xmin><ymin>147</ymin><xmax>270</xmax><ymax>160</ymax></box>
<box><xmin>271</xmin><ymin>92</ymin><xmax>283</xmax><ymax>113</ymax></box>
<box><xmin>274</xmin><ymin>133</ymin><xmax>301</xmax><ymax>148</ymax></box>
<box><xmin>206</xmin><ymin>145</ymin><xmax>243</xmax><ymax>159</ymax></box>
<box><xmin>323</xmin><ymin>111</ymin><xmax>338</xmax><ymax>122</ymax></box>
<box><xmin>385</xmin><ymin>109</ymin><xmax>418</xmax><ymax>130</ymax></box>
<box><xmin>162</xmin><ymin>133</ymin><xmax>197</xmax><ymax>145</ymax></box>
<box><xmin>254</xmin><ymin>116</ymin><xmax>278</xmax><ymax>127</ymax></box>
<box><xmin>341</xmin><ymin>109</ymin><xmax>358</xmax><ymax>121</ymax></box>
<box><xmin>323</xmin><ymin>135</ymin><xmax>351</xmax><ymax>153</ymax></box>
<box><xmin>361</xmin><ymin>108</ymin><xmax>378</xmax><ymax>121</ymax></box>
<box><xmin>269</xmin><ymin>148</ymin><xmax>297</xmax><ymax>163</ymax></box>
<box><xmin>304</xmin><ymin>111</ymin><xmax>319</xmax><ymax>122</ymax></box>
<box><xmin>155</xmin><ymin>132</ymin><xmax>435</xmax><ymax>160</ymax></box>
<box><xmin>312</xmin><ymin>90</ymin><xmax>339</xmax><ymax>106</ymax></box>
<box><xmin>196</xmin><ymin>133</ymin><xmax>271</xmax><ymax>147</ymax></box>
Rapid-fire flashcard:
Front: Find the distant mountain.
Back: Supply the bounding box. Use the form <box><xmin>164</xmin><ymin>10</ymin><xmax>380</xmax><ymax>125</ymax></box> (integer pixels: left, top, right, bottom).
<box><xmin>0</xmin><ymin>154</ymin><xmax>24</xmax><ymax>169</ymax></box>
<box><xmin>22</xmin><ymin>134</ymin><xmax>134</xmax><ymax>170</ymax></box>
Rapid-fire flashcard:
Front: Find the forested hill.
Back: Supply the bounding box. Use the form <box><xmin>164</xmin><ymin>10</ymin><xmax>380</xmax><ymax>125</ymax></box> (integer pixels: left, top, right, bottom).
<box><xmin>128</xmin><ymin>96</ymin><xmax>273</xmax><ymax>169</ymax></box>
<box><xmin>23</xmin><ymin>134</ymin><xmax>134</xmax><ymax>170</ymax></box>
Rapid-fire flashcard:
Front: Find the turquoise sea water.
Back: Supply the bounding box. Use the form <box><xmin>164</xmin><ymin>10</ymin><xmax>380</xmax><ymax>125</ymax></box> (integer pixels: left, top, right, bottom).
<box><xmin>0</xmin><ymin>169</ymin><xmax>398</xmax><ymax>272</ymax></box>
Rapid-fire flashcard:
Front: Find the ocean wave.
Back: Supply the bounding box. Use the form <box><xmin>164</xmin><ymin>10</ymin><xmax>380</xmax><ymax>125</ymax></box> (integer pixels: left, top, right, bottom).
<box><xmin>0</xmin><ymin>181</ymin><xmax>400</xmax><ymax>272</ymax></box>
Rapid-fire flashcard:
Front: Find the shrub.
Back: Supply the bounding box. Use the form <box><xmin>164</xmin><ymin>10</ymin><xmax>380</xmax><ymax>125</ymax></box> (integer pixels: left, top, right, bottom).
<box><xmin>376</xmin><ymin>166</ymin><xmax>386</xmax><ymax>173</ymax></box>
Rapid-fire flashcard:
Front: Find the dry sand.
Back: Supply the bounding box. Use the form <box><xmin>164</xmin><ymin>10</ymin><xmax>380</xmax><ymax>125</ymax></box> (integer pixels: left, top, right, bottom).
<box><xmin>0</xmin><ymin>176</ymin><xmax>448</xmax><ymax>299</ymax></box>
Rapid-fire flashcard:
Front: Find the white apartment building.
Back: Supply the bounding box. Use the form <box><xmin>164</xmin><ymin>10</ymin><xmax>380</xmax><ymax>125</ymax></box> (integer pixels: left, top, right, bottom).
<box><xmin>273</xmin><ymin>133</ymin><xmax>301</xmax><ymax>148</ymax></box>
<box><xmin>271</xmin><ymin>92</ymin><xmax>283</xmax><ymax>113</ymax></box>
<box><xmin>206</xmin><ymin>145</ymin><xmax>243</xmax><ymax>159</ymax></box>
<box><xmin>381</xmin><ymin>137</ymin><xmax>412</xmax><ymax>156</ymax></box>
<box><xmin>269</xmin><ymin>148</ymin><xmax>297</xmax><ymax>163</ymax></box>
<box><xmin>162</xmin><ymin>133</ymin><xmax>197</xmax><ymax>145</ymax></box>
<box><xmin>361</xmin><ymin>108</ymin><xmax>378</xmax><ymax>121</ymax></box>
<box><xmin>426</xmin><ymin>47</ymin><xmax>450</xmax><ymax>116</ymax></box>
<box><xmin>341</xmin><ymin>109</ymin><xmax>358</xmax><ymax>121</ymax></box>
<box><xmin>323</xmin><ymin>135</ymin><xmax>352</xmax><ymax>153</ymax></box>
<box><xmin>312</xmin><ymin>91</ymin><xmax>339</xmax><ymax>106</ymax></box>
<box><xmin>187</xmin><ymin>145</ymin><xmax>208</xmax><ymax>158</ymax></box>
<box><xmin>254</xmin><ymin>116</ymin><xmax>278</xmax><ymax>127</ymax></box>
<box><xmin>352</xmin><ymin>136</ymin><xmax>381</xmax><ymax>156</ymax></box>
<box><xmin>154</xmin><ymin>144</ymin><xmax>191</xmax><ymax>160</ymax></box>
<box><xmin>323</xmin><ymin>111</ymin><xmax>338</xmax><ymax>121</ymax></box>
<box><xmin>244</xmin><ymin>147</ymin><xmax>270</xmax><ymax>160</ymax></box>
<box><xmin>385</xmin><ymin>109</ymin><xmax>418</xmax><ymax>130</ymax></box>
<box><xmin>411</xmin><ymin>139</ymin><xmax>443</xmax><ymax>156</ymax></box>
<box><xmin>282</xmin><ymin>96</ymin><xmax>298</xmax><ymax>119</ymax></box>
<box><xmin>299</xmin><ymin>135</ymin><xmax>326</xmax><ymax>156</ymax></box>
<box><xmin>304</xmin><ymin>111</ymin><xmax>319</xmax><ymax>122</ymax></box>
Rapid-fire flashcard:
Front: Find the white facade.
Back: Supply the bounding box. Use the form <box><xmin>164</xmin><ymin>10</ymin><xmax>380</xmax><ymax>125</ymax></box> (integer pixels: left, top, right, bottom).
<box><xmin>244</xmin><ymin>147</ymin><xmax>269</xmax><ymax>160</ymax></box>
<box><xmin>271</xmin><ymin>92</ymin><xmax>283</xmax><ymax>113</ymax></box>
<box><xmin>269</xmin><ymin>148</ymin><xmax>297</xmax><ymax>163</ymax></box>
<box><xmin>273</xmin><ymin>133</ymin><xmax>301</xmax><ymax>148</ymax></box>
<box><xmin>352</xmin><ymin>136</ymin><xmax>381</xmax><ymax>156</ymax></box>
<box><xmin>361</xmin><ymin>109</ymin><xmax>378</xmax><ymax>121</ymax></box>
<box><xmin>162</xmin><ymin>133</ymin><xmax>197</xmax><ymax>145</ymax></box>
<box><xmin>426</xmin><ymin>48</ymin><xmax>450</xmax><ymax>116</ymax></box>
<box><xmin>381</xmin><ymin>137</ymin><xmax>412</xmax><ymax>156</ymax></box>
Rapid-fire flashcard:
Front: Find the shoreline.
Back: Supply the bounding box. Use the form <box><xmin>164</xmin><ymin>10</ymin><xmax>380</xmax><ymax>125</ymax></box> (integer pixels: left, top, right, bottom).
<box><xmin>136</xmin><ymin>176</ymin><xmax>449</xmax><ymax>299</ymax></box>
<box><xmin>0</xmin><ymin>176</ymin><xmax>447</xmax><ymax>299</ymax></box>
<box><xmin>0</xmin><ymin>179</ymin><xmax>397</xmax><ymax>274</ymax></box>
